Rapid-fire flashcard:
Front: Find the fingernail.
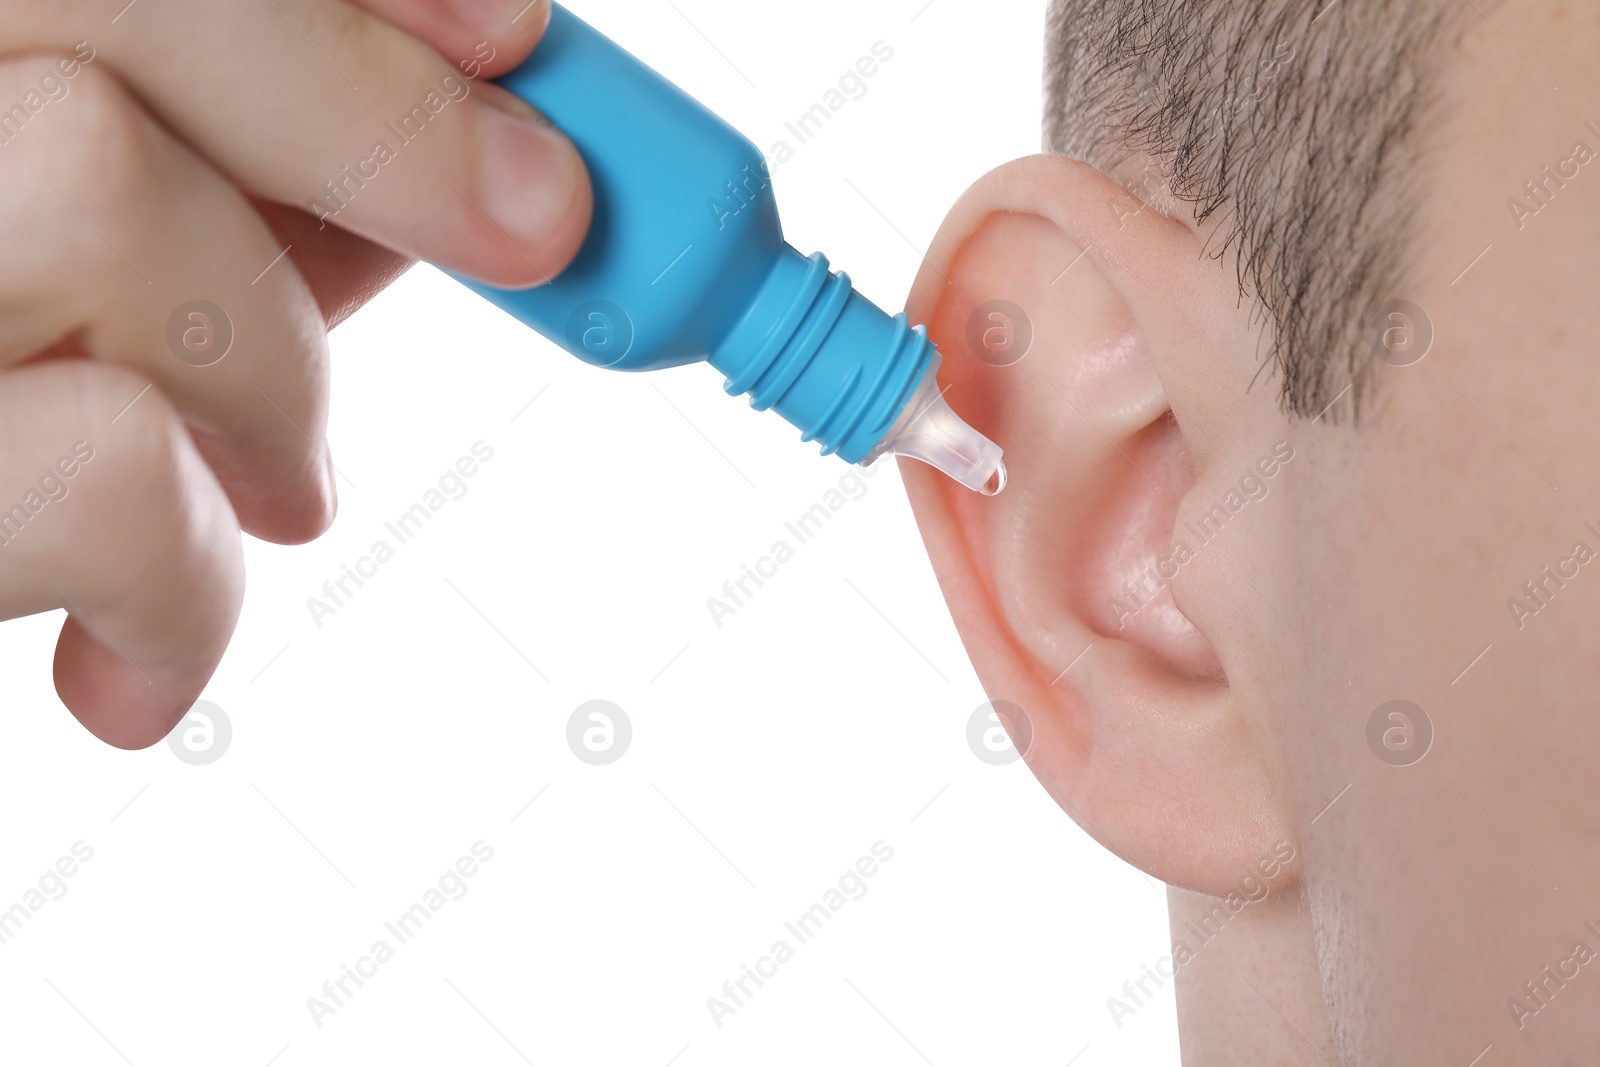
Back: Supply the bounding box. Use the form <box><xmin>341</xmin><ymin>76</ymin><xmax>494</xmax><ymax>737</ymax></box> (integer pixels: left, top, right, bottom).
<box><xmin>450</xmin><ymin>0</ymin><xmax>548</xmax><ymax>40</ymax></box>
<box><xmin>475</xmin><ymin>101</ymin><xmax>587</xmax><ymax>250</ymax></box>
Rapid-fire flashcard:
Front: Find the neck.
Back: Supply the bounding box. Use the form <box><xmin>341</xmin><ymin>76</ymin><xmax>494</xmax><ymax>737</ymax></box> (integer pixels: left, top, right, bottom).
<box><xmin>1169</xmin><ymin>885</ymin><xmax>1339</xmax><ymax>1065</ymax></box>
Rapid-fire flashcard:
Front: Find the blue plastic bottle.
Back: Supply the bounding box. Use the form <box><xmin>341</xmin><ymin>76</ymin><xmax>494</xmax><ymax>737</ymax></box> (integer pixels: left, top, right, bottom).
<box><xmin>455</xmin><ymin>3</ymin><xmax>1005</xmax><ymax>494</ymax></box>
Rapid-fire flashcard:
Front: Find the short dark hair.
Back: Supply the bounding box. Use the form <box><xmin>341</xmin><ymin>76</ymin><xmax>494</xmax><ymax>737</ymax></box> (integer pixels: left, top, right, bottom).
<box><xmin>1044</xmin><ymin>0</ymin><xmax>1472</xmax><ymax>418</ymax></box>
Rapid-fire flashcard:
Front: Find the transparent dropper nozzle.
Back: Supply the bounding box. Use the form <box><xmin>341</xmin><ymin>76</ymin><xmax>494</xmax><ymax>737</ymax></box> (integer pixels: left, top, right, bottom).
<box><xmin>861</xmin><ymin>361</ymin><xmax>1007</xmax><ymax>495</ymax></box>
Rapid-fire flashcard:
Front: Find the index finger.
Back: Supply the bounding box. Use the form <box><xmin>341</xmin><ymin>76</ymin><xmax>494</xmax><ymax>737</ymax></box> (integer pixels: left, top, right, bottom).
<box><xmin>6</xmin><ymin>0</ymin><xmax>592</xmax><ymax>288</ymax></box>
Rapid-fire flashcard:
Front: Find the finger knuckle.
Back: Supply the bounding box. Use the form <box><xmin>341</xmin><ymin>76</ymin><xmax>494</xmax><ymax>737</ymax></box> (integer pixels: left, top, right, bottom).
<box><xmin>296</xmin><ymin>1</ymin><xmax>371</xmax><ymax>73</ymax></box>
<box><xmin>61</xmin><ymin>363</ymin><xmax>241</xmax><ymax>591</ymax></box>
<box><xmin>65</xmin><ymin>363</ymin><xmax>184</xmax><ymax>498</ymax></box>
<box><xmin>2</xmin><ymin>61</ymin><xmax>155</xmax><ymax>218</ymax></box>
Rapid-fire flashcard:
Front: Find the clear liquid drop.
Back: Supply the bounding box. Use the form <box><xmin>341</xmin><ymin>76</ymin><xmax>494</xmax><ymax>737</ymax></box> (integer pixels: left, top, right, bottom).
<box><xmin>979</xmin><ymin>461</ymin><xmax>1008</xmax><ymax>496</ymax></box>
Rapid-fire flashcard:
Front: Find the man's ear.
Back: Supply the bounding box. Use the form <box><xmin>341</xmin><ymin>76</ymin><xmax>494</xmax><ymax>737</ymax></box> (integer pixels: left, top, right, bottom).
<box><xmin>901</xmin><ymin>155</ymin><xmax>1296</xmax><ymax>897</ymax></box>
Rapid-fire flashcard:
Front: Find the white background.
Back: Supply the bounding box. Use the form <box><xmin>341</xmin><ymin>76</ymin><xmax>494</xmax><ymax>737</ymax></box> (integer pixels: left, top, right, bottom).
<box><xmin>0</xmin><ymin>0</ymin><xmax>1180</xmax><ymax>1063</ymax></box>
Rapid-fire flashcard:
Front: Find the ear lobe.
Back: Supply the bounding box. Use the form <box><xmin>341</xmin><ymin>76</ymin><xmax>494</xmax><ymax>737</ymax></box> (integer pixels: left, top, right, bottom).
<box><xmin>899</xmin><ymin>155</ymin><xmax>1295</xmax><ymax>897</ymax></box>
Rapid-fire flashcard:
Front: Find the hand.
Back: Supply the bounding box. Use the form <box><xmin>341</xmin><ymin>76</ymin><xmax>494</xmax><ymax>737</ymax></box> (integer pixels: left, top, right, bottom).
<box><xmin>0</xmin><ymin>0</ymin><xmax>592</xmax><ymax>748</ymax></box>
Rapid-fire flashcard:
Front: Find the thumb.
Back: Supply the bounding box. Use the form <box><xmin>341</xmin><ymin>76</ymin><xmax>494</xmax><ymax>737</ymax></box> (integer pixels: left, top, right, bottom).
<box><xmin>356</xmin><ymin>0</ymin><xmax>557</xmax><ymax>82</ymax></box>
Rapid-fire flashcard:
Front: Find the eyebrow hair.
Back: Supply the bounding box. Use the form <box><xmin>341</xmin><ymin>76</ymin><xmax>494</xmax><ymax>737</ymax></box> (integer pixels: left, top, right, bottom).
<box><xmin>1042</xmin><ymin>0</ymin><xmax>1473</xmax><ymax>418</ymax></box>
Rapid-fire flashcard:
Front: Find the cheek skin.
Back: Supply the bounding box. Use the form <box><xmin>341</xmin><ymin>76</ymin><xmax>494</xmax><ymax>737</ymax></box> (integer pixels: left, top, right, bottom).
<box><xmin>1270</xmin><ymin>6</ymin><xmax>1600</xmax><ymax>1053</ymax></box>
